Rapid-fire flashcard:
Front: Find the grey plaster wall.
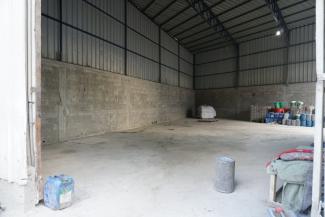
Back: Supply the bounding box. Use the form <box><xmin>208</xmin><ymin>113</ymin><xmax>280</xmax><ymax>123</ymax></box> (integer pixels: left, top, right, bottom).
<box><xmin>196</xmin><ymin>83</ymin><xmax>315</xmax><ymax>120</ymax></box>
<box><xmin>42</xmin><ymin>59</ymin><xmax>195</xmax><ymax>144</ymax></box>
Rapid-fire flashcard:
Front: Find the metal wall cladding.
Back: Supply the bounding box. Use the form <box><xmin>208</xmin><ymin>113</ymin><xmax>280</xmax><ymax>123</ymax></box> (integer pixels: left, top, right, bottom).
<box><xmin>195</xmin><ymin>73</ymin><xmax>235</xmax><ymax>89</ymax></box>
<box><xmin>240</xmin><ymin>66</ymin><xmax>284</xmax><ymax>86</ymax></box>
<box><xmin>161</xmin><ymin>48</ymin><xmax>178</xmax><ymax>70</ymax></box>
<box><xmin>128</xmin><ymin>3</ymin><xmax>158</xmax><ymax>42</ymax></box>
<box><xmin>195</xmin><ymin>45</ymin><xmax>236</xmax><ymax>64</ymax></box>
<box><xmin>127</xmin><ymin>52</ymin><xmax>159</xmax><ymax>82</ymax></box>
<box><xmin>240</xmin><ymin>36</ymin><xmax>286</xmax><ymax>56</ymax></box>
<box><xmin>196</xmin><ymin>58</ymin><xmax>236</xmax><ymax>76</ymax></box>
<box><xmin>194</xmin><ymin>45</ymin><xmax>236</xmax><ymax>88</ymax></box>
<box><xmin>161</xmin><ymin>66</ymin><xmax>178</xmax><ymax>86</ymax></box>
<box><xmin>180</xmin><ymin>46</ymin><xmax>193</xmax><ymax>64</ymax></box>
<box><xmin>161</xmin><ymin>31</ymin><xmax>178</xmax><ymax>54</ymax></box>
<box><xmin>239</xmin><ymin>24</ymin><xmax>315</xmax><ymax>86</ymax></box>
<box><xmin>180</xmin><ymin>59</ymin><xmax>193</xmax><ymax>76</ymax></box>
<box><xmin>42</xmin><ymin>0</ymin><xmax>193</xmax><ymax>87</ymax></box>
<box><xmin>127</xmin><ymin>29</ymin><xmax>159</xmax><ymax>61</ymax></box>
<box><xmin>42</xmin><ymin>16</ymin><xmax>60</xmax><ymax>60</ymax></box>
<box><xmin>288</xmin><ymin>24</ymin><xmax>316</xmax><ymax>83</ymax></box>
<box><xmin>86</xmin><ymin>0</ymin><xmax>125</xmax><ymax>22</ymax></box>
<box><xmin>194</xmin><ymin>24</ymin><xmax>316</xmax><ymax>89</ymax></box>
<box><xmin>239</xmin><ymin>35</ymin><xmax>285</xmax><ymax>86</ymax></box>
<box><xmin>180</xmin><ymin>73</ymin><xmax>193</xmax><ymax>89</ymax></box>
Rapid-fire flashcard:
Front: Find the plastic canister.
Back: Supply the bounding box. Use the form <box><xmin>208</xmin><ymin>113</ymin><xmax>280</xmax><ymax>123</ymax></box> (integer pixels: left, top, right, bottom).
<box><xmin>44</xmin><ymin>175</ymin><xmax>74</xmax><ymax>210</ymax></box>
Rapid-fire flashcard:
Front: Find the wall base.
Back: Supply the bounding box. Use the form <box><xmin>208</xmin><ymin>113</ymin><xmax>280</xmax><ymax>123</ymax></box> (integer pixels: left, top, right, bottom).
<box><xmin>42</xmin><ymin>59</ymin><xmax>195</xmax><ymax>144</ymax></box>
<box><xmin>196</xmin><ymin>83</ymin><xmax>315</xmax><ymax>120</ymax></box>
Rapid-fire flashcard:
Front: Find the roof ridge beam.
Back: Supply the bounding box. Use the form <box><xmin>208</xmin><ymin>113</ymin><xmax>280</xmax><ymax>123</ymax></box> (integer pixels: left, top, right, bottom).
<box><xmin>166</xmin><ymin>0</ymin><xmax>225</xmax><ymax>33</ymax></box>
<box><xmin>187</xmin><ymin>0</ymin><xmax>237</xmax><ymax>45</ymax></box>
<box><xmin>265</xmin><ymin>0</ymin><xmax>289</xmax><ymax>42</ymax></box>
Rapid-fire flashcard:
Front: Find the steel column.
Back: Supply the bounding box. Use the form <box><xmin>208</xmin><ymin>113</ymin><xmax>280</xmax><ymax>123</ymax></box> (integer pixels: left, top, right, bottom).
<box><xmin>178</xmin><ymin>41</ymin><xmax>180</xmax><ymax>87</ymax></box>
<box><xmin>193</xmin><ymin>54</ymin><xmax>196</xmax><ymax>89</ymax></box>
<box><xmin>124</xmin><ymin>0</ymin><xmax>127</xmax><ymax>75</ymax></box>
<box><xmin>235</xmin><ymin>44</ymin><xmax>240</xmax><ymax>88</ymax></box>
<box><xmin>158</xmin><ymin>27</ymin><xmax>161</xmax><ymax>83</ymax></box>
<box><xmin>58</xmin><ymin>0</ymin><xmax>62</xmax><ymax>60</ymax></box>
<box><xmin>311</xmin><ymin>0</ymin><xmax>324</xmax><ymax>216</ymax></box>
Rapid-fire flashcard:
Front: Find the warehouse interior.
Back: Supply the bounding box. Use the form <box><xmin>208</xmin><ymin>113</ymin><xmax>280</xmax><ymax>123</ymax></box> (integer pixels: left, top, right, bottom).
<box><xmin>34</xmin><ymin>0</ymin><xmax>318</xmax><ymax>216</ymax></box>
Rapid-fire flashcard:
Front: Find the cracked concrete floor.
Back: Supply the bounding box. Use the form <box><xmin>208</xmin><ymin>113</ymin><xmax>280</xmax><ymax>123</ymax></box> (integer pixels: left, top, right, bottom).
<box><xmin>22</xmin><ymin>119</ymin><xmax>314</xmax><ymax>217</ymax></box>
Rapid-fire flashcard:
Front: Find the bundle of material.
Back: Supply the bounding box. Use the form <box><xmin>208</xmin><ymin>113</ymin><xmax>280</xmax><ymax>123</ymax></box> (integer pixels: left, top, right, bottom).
<box><xmin>266</xmin><ymin>146</ymin><xmax>315</xmax><ymax>215</ymax></box>
<box><xmin>197</xmin><ymin>105</ymin><xmax>216</xmax><ymax>119</ymax></box>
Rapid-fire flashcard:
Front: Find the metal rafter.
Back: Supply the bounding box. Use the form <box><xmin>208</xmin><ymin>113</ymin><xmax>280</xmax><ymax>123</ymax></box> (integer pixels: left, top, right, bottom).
<box><xmin>142</xmin><ymin>0</ymin><xmax>155</xmax><ymax>12</ymax></box>
<box><xmin>177</xmin><ymin>0</ymin><xmax>308</xmax><ymax>41</ymax></box>
<box><xmin>265</xmin><ymin>0</ymin><xmax>289</xmax><ymax>41</ymax></box>
<box><xmin>186</xmin><ymin>7</ymin><xmax>314</xmax><ymax>49</ymax></box>
<box><xmin>166</xmin><ymin>0</ymin><xmax>225</xmax><ymax>33</ymax></box>
<box><xmin>265</xmin><ymin>0</ymin><xmax>290</xmax><ymax>85</ymax></box>
<box><xmin>187</xmin><ymin>0</ymin><xmax>237</xmax><ymax>45</ymax></box>
<box><xmin>173</xmin><ymin>0</ymin><xmax>252</xmax><ymax>38</ymax></box>
<box><xmin>159</xmin><ymin>4</ymin><xmax>192</xmax><ymax>27</ymax></box>
<box><xmin>182</xmin><ymin>2</ymin><xmax>311</xmax><ymax>46</ymax></box>
<box><xmin>151</xmin><ymin>0</ymin><xmax>177</xmax><ymax>20</ymax></box>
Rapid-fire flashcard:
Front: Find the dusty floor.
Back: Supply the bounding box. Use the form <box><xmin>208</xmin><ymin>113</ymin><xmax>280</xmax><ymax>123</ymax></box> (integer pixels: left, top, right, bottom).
<box><xmin>4</xmin><ymin>119</ymin><xmax>315</xmax><ymax>217</ymax></box>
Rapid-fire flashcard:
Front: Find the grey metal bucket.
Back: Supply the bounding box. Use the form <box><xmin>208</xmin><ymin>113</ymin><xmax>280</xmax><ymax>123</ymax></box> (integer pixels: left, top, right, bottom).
<box><xmin>215</xmin><ymin>156</ymin><xmax>235</xmax><ymax>193</ymax></box>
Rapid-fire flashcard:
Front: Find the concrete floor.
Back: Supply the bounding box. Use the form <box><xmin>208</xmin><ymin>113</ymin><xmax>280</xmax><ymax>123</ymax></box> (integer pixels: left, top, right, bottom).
<box><xmin>25</xmin><ymin>119</ymin><xmax>314</xmax><ymax>217</ymax></box>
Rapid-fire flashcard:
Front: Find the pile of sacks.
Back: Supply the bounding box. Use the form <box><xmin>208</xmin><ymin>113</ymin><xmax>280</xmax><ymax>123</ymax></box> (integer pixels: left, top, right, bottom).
<box><xmin>267</xmin><ymin>145</ymin><xmax>315</xmax><ymax>216</ymax></box>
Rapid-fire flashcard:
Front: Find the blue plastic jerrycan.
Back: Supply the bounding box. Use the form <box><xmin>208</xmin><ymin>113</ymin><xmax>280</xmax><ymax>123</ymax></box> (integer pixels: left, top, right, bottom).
<box><xmin>44</xmin><ymin>175</ymin><xmax>74</xmax><ymax>210</ymax></box>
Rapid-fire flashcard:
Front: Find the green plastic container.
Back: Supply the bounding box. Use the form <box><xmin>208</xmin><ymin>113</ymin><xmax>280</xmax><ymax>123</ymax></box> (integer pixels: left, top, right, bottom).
<box><xmin>273</xmin><ymin>102</ymin><xmax>280</xmax><ymax>108</ymax></box>
<box><xmin>273</xmin><ymin>102</ymin><xmax>286</xmax><ymax>108</ymax></box>
<box><xmin>279</xmin><ymin>102</ymin><xmax>286</xmax><ymax>108</ymax></box>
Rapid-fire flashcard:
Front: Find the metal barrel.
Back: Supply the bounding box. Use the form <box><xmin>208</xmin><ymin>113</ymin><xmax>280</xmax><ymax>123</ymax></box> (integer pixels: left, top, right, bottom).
<box><xmin>215</xmin><ymin>156</ymin><xmax>235</xmax><ymax>193</ymax></box>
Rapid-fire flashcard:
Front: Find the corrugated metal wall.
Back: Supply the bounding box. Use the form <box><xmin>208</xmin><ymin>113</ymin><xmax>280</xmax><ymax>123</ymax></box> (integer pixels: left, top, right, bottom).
<box><xmin>161</xmin><ymin>31</ymin><xmax>178</xmax><ymax>86</ymax></box>
<box><xmin>42</xmin><ymin>0</ymin><xmax>193</xmax><ymax>88</ymax></box>
<box><xmin>195</xmin><ymin>45</ymin><xmax>237</xmax><ymax>89</ymax></box>
<box><xmin>288</xmin><ymin>24</ymin><xmax>316</xmax><ymax>83</ymax></box>
<box><xmin>195</xmin><ymin>24</ymin><xmax>315</xmax><ymax>89</ymax></box>
<box><xmin>127</xmin><ymin>3</ymin><xmax>159</xmax><ymax>81</ymax></box>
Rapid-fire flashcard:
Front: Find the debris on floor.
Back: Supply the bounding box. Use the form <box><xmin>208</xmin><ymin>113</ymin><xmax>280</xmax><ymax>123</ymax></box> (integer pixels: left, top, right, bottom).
<box><xmin>44</xmin><ymin>175</ymin><xmax>74</xmax><ymax>210</ymax></box>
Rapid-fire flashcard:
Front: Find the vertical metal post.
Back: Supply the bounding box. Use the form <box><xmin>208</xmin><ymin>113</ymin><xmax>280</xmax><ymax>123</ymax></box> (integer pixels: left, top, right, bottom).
<box><xmin>311</xmin><ymin>0</ymin><xmax>324</xmax><ymax>216</ymax></box>
<box><xmin>124</xmin><ymin>0</ymin><xmax>127</xmax><ymax>75</ymax></box>
<box><xmin>193</xmin><ymin>54</ymin><xmax>195</xmax><ymax>89</ymax></box>
<box><xmin>283</xmin><ymin>32</ymin><xmax>290</xmax><ymax>85</ymax></box>
<box><xmin>158</xmin><ymin>27</ymin><xmax>161</xmax><ymax>83</ymax></box>
<box><xmin>178</xmin><ymin>41</ymin><xmax>180</xmax><ymax>87</ymax></box>
<box><xmin>235</xmin><ymin>44</ymin><xmax>240</xmax><ymax>88</ymax></box>
<box><xmin>26</xmin><ymin>0</ymin><xmax>42</xmax><ymax>203</ymax></box>
<box><xmin>59</xmin><ymin>0</ymin><xmax>63</xmax><ymax>60</ymax></box>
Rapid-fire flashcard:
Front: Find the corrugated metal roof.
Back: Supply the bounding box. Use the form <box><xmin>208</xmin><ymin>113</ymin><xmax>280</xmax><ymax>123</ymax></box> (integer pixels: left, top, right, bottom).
<box><xmin>130</xmin><ymin>0</ymin><xmax>315</xmax><ymax>54</ymax></box>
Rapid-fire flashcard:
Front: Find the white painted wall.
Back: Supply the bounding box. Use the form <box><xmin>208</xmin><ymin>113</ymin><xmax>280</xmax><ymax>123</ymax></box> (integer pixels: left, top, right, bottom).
<box><xmin>0</xmin><ymin>0</ymin><xmax>28</xmax><ymax>184</ymax></box>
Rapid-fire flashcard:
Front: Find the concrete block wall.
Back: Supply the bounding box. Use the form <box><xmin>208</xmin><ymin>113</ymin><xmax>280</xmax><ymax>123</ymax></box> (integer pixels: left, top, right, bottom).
<box><xmin>196</xmin><ymin>83</ymin><xmax>315</xmax><ymax>120</ymax></box>
<box><xmin>42</xmin><ymin>59</ymin><xmax>195</xmax><ymax>144</ymax></box>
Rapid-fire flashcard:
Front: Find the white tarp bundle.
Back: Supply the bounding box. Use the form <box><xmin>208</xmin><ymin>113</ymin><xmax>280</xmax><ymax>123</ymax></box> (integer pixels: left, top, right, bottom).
<box><xmin>198</xmin><ymin>105</ymin><xmax>216</xmax><ymax>119</ymax></box>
